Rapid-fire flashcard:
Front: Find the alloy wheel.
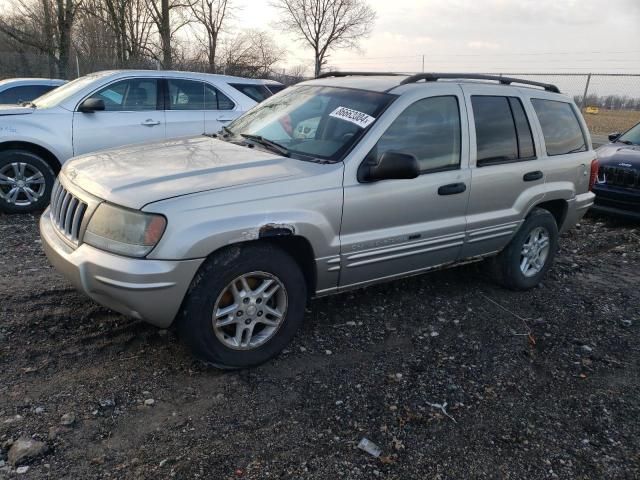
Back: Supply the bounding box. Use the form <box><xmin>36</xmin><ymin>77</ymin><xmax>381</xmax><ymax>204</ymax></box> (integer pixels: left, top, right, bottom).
<box><xmin>0</xmin><ymin>162</ymin><xmax>47</xmax><ymax>207</ymax></box>
<box><xmin>520</xmin><ymin>226</ymin><xmax>550</xmax><ymax>277</ymax></box>
<box><xmin>212</xmin><ymin>271</ymin><xmax>288</xmax><ymax>350</ymax></box>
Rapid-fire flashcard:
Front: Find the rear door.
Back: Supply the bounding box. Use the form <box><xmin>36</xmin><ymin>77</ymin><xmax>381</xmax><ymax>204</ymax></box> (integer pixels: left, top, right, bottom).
<box><xmin>460</xmin><ymin>85</ymin><xmax>546</xmax><ymax>258</ymax></box>
<box><xmin>339</xmin><ymin>86</ymin><xmax>471</xmax><ymax>288</ymax></box>
<box><xmin>73</xmin><ymin>77</ymin><xmax>164</xmax><ymax>156</ymax></box>
<box><xmin>528</xmin><ymin>96</ymin><xmax>593</xmax><ymax>200</ymax></box>
<box><xmin>164</xmin><ymin>78</ymin><xmax>206</xmax><ymax>138</ymax></box>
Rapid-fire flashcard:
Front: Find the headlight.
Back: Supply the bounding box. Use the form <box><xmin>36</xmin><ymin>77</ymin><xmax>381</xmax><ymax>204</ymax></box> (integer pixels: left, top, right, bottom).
<box><xmin>84</xmin><ymin>203</ymin><xmax>166</xmax><ymax>258</ymax></box>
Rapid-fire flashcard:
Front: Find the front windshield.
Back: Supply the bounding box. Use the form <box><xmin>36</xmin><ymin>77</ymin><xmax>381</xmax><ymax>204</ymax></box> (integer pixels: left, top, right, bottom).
<box><xmin>618</xmin><ymin>122</ymin><xmax>640</xmax><ymax>145</ymax></box>
<box><xmin>226</xmin><ymin>85</ymin><xmax>395</xmax><ymax>162</ymax></box>
<box><xmin>33</xmin><ymin>74</ymin><xmax>106</xmax><ymax>109</ymax></box>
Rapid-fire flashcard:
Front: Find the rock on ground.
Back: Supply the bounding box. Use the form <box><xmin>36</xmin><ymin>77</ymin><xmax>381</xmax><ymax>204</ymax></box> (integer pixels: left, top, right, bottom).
<box><xmin>8</xmin><ymin>438</ymin><xmax>47</xmax><ymax>466</ymax></box>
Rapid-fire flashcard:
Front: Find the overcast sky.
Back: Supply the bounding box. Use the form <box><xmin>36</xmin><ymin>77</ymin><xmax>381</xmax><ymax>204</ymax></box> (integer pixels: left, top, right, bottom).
<box><xmin>236</xmin><ymin>0</ymin><xmax>640</xmax><ymax>75</ymax></box>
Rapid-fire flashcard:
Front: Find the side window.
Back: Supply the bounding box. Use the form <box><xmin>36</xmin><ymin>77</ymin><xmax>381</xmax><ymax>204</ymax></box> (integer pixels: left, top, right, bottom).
<box><xmin>89</xmin><ymin>79</ymin><xmax>158</xmax><ymax>111</ymax></box>
<box><xmin>531</xmin><ymin>98</ymin><xmax>586</xmax><ymax>156</ymax></box>
<box><xmin>204</xmin><ymin>84</ymin><xmax>235</xmax><ymax>111</ymax></box>
<box><xmin>373</xmin><ymin>96</ymin><xmax>461</xmax><ymax>173</ymax></box>
<box><xmin>168</xmin><ymin>79</ymin><xmax>204</xmax><ymax>110</ymax></box>
<box><xmin>472</xmin><ymin>95</ymin><xmax>536</xmax><ymax>166</ymax></box>
<box><xmin>0</xmin><ymin>85</ymin><xmax>54</xmax><ymax>104</ymax></box>
<box><xmin>472</xmin><ymin>96</ymin><xmax>517</xmax><ymax>164</ymax></box>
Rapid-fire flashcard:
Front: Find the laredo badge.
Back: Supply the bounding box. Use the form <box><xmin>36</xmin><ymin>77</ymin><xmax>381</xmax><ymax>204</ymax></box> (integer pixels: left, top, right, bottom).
<box><xmin>329</xmin><ymin>106</ymin><xmax>375</xmax><ymax>128</ymax></box>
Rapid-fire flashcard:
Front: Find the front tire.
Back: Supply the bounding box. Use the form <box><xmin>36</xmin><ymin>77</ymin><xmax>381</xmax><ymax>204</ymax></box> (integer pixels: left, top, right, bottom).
<box><xmin>0</xmin><ymin>150</ymin><xmax>55</xmax><ymax>214</ymax></box>
<box><xmin>490</xmin><ymin>208</ymin><xmax>559</xmax><ymax>290</ymax></box>
<box><xmin>178</xmin><ymin>243</ymin><xmax>307</xmax><ymax>368</ymax></box>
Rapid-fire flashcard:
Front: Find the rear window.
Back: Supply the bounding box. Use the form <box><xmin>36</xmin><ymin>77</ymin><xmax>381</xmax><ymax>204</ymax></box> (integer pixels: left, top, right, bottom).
<box><xmin>229</xmin><ymin>83</ymin><xmax>272</xmax><ymax>103</ymax></box>
<box><xmin>531</xmin><ymin>98</ymin><xmax>586</xmax><ymax>156</ymax></box>
<box><xmin>471</xmin><ymin>95</ymin><xmax>536</xmax><ymax>166</ymax></box>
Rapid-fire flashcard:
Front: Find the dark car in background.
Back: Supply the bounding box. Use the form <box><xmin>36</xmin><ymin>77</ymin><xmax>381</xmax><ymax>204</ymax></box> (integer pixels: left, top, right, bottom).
<box><xmin>0</xmin><ymin>78</ymin><xmax>66</xmax><ymax>104</ymax></box>
<box><xmin>592</xmin><ymin>122</ymin><xmax>640</xmax><ymax>220</ymax></box>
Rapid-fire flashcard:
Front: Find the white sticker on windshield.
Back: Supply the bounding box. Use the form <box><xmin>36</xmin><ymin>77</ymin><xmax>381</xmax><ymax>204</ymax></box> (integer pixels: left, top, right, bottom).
<box><xmin>329</xmin><ymin>106</ymin><xmax>375</xmax><ymax>128</ymax></box>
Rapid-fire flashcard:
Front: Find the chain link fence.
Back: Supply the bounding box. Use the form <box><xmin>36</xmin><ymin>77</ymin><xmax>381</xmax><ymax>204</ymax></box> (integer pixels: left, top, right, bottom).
<box><xmin>1</xmin><ymin>50</ymin><xmax>638</xmax><ymax>135</ymax></box>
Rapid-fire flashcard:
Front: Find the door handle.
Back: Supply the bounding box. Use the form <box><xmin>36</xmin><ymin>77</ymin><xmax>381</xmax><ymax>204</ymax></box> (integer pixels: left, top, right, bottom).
<box><xmin>438</xmin><ymin>182</ymin><xmax>467</xmax><ymax>195</ymax></box>
<box><xmin>141</xmin><ymin>119</ymin><xmax>161</xmax><ymax>126</ymax></box>
<box><xmin>523</xmin><ymin>171</ymin><xmax>543</xmax><ymax>182</ymax></box>
<box><xmin>216</xmin><ymin>117</ymin><xmax>234</xmax><ymax>123</ymax></box>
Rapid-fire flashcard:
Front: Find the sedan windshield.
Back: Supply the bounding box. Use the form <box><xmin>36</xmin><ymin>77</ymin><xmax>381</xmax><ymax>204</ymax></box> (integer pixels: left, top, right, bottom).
<box><xmin>618</xmin><ymin>122</ymin><xmax>640</xmax><ymax>145</ymax></box>
<box><xmin>225</xmin><ymin>85</ymin><xmax>395</xmax><ymax>162</ymax></box>
<box><xmin>33</xmin><ymin>73</ymin><xmax>108</xmax><ymax>109</ymax></box>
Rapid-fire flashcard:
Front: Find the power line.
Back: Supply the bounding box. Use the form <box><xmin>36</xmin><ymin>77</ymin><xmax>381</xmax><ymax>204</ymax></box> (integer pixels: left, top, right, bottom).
<box><xmin>332</xmin><ymin>50</ymin><xmax>640</xmax><ymax>61</ymax></box>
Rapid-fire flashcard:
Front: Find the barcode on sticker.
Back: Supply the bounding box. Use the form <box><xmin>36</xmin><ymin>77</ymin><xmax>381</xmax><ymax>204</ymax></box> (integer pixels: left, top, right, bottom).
<box><xmin>329</xmin><ymin>106</ymin><xmax>375</xmax><ymax>128</ymax></box>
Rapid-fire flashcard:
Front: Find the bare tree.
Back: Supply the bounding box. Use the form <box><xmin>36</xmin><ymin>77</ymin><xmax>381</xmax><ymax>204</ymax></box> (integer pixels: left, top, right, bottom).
<box><xmin>146</xmin><ymin>0</ymin><xmax>191</xmax><ymax>69</ymax></box>
<box><xmin>0</xmin><ymin>0</ymin><xmax>83</xmax><ymax>78</ymax></box>
<box><xmin>220</xmin><ymin>29</ymin><xmax>284</xmax><ymax>78</ymax></box>
<box><xmin>89</xmin><ymin>0</ymin><xmax>154</xmax><ymax>65</ymax></box>
<box><xmin>188</xmin><ymin>0</ymin><xmax>233</xmax><ymax>73</ymax></box>
<box><xmin>272</xmin><ymin>0</ymin><xmax>375</xmax><ymax>77</ymax></box>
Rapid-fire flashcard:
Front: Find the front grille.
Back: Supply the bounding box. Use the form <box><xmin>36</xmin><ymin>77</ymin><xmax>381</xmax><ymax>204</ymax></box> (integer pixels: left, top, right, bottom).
<box><xmin>598</xmin><ymin>165</ymin><xmax>640</xmax><ymax>189</ymax></box>
<box><xmin>49</xmin><ymin>180</ymin><xmax>87</xmax><ymax>243</ymax></box>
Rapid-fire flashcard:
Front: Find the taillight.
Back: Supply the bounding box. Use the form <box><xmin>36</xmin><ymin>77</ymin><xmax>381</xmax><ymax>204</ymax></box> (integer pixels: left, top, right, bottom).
<box><xmin>589</xmin><ymin>158</ymin><xmax>599</xmax><ymax>191</ymax></box>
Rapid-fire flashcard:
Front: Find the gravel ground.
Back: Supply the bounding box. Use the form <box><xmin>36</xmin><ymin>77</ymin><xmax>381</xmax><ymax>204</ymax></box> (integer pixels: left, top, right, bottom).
<box><xmin>0</xmin><ymin>212</ymin><xmax>639</xmax><ymax>479</ymax></box>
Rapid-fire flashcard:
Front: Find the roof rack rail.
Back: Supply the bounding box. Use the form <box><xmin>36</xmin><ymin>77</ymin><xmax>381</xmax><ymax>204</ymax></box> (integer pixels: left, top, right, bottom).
<box><xmin>316</xmin><ymin>71</ymin><xmax>405</xmax><ymax>79</ymax></box>
<box><xmin>400</xmin><ymin>73</ymin><xmax>561</xmax><ymax>93</ymax></box>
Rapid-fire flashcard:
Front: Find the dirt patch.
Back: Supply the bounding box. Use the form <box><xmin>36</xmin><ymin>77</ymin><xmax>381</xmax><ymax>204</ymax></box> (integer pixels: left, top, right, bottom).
<box><xmin>1</xmin><ymin>212</ymin><xmax>639</xmax><ymax>479</ymax></box>
<box><xmin>582</xmin><ymin>108</ymin><xmax>640</xmax><ymax>135</ymax></box>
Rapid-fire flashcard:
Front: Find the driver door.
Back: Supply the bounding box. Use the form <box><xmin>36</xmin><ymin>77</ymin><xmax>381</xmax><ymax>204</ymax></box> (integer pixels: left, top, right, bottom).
<box><xmin>73</xmin><ymin>78</ymin><xmax>165</xmax><ymax>156</ymax></box>
<box><xmin>339</xmin><ymin>88</ymin><xmax>470</xmax><ymax>288</ymax></box>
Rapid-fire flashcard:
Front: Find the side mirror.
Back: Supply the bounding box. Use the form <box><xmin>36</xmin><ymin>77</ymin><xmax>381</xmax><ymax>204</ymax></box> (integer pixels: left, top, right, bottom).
<box><xmin>359</xmin><ymin>151</ymin><xmax>420</xmax><ymax>183</ymax></box>
<box><xmin>78</xmin><ymin>98</ymin><xmax>105</xmax><ymax>113</ymax></box>
<box><xmin>608</xmin><ymin>132</ymin><xmax>621</xmax><ymax>142</ymax></box>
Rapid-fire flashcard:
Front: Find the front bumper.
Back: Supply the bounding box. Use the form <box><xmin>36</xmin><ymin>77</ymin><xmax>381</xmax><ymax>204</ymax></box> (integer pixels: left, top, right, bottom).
<box><xmin>561</xmin><ymin>191</ymin><xmax>595</xmax><ymax>233</ymax></box>
<box><xmin>591</xmin><ymin>184</ymin><xmax>640</xmax><ymax>221</ymax></box>
<box><xmin>40</xmin><ymin>209</ymin><xmax>204</xmax><ymax>328</ymax></box>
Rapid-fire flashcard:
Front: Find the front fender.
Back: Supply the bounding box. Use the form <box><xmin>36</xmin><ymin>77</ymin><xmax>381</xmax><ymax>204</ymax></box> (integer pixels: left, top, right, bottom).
<box><xmin>144</xmin><ymin>167</ymin><xmax>344</xmax><ymax>263</ymax></box>
<box><xmin>0</xmin><ymin>110</ymin><xmax>72</xmax><ymax>163</ymax></box>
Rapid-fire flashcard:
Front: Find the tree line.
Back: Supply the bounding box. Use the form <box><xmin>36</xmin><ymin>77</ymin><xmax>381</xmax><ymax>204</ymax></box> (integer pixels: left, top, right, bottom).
<box><xmin>0</xmin><ymin>0</ymin><xmax>375</xmax><ymax>81</ymax></box>
<box><xmin>575</xmin><ymin>94</ymin><xmax>640</xmax><ymax>111</ymax></box>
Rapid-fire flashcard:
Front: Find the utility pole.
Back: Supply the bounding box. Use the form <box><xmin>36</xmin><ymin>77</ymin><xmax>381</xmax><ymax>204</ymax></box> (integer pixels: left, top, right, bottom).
<box><xmin>581</xmin><ymin>73</ymin><xmax>592</xmax><ymax>109</ymax></box>
<box><xmin>422</xmin><ymin>54</ymin><xmax>425</xmax><ymax>73</ymax></box>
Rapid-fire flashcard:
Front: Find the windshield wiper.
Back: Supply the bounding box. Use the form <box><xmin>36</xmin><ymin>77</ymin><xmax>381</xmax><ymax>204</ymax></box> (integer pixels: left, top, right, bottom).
<box><xmin>619</xmin><ymin>139</ymin><xmax>634</xmax><ymax>145</ymax></box>
<box><xmin>240</xmin><ymin>133</ymin><xmax>290</xmax><ymax>157</ymax></box>
<box><xmin>221</xmin><ymin>125</ymin><xmax>234</xmax><ymax>138</ymax></box>
<box><xmin>20</xmin><ymin>101</ymin><xmax>36</xmax><ymax>108</ymax></box>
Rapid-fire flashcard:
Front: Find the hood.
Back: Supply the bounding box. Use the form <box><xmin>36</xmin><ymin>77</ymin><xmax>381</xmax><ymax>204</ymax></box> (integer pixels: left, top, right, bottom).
<box><xmin>0</xmin><ymin>105</ymin><xmax>36</xmax><ymax>116</ymax></box>
<box><xmin>63</xmin><ymin>136</ymin><xmax>312</xmax><ymax>209</ymax></box>
<box><xmin>596</xmin><ymin>143</ymin><xmax>640</xmax><ymax>169</ymax></box>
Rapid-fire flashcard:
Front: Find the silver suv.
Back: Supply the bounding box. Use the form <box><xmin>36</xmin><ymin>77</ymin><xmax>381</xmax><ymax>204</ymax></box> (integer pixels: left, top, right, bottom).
<box><xmin>40</xmin><ymin>73</ymin><xmax>597</xmax><ymax>368</ymax></box>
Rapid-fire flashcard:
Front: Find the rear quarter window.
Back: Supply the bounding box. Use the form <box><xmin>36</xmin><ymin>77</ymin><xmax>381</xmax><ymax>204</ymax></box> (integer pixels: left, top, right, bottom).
<box><xmin>228</xmin><ymin>83</ymin><xmax>272</xmax><ymax>103</ymax></box>
<box><xmin>531</xmin><ymin>98</ymin><xmax>586</xmax><ymax>156</ymax></box>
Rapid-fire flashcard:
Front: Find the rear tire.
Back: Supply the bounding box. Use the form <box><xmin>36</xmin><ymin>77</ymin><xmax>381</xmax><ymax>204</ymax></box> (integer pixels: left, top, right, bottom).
<box><xmin>0</xmin><ymin>150</ymin><xmax>55</xmax><ymax>214</ymax></box>
<box><xmin>178</xmin><ymin>243</ymin><xmax>307</xmax><ymax>368</ymax></box>
<box><xmin>490</xmin><ymin>208</ymin><xmax>559</xmax><ymax>290</ymax></box>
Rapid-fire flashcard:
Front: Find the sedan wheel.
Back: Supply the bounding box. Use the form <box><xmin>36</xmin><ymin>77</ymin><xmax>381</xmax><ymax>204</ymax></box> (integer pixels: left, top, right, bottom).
<box><xmin>0</xmin><ymin>162</ymin><xmax>47</xmax><ymax>207</ymax></box>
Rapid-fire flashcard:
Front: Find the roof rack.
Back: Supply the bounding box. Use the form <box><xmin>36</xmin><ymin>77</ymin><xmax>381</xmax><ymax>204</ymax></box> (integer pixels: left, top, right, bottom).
<box><xmin>316</xmin><ymin>71</ymin><xmax>405</xmax><ymax>79</ymax></box>
<box><xmin>400</xmin><ymin>73</ymin><xmax>561</xmax><ymax>93</ymax></box>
